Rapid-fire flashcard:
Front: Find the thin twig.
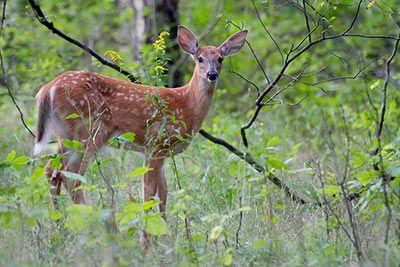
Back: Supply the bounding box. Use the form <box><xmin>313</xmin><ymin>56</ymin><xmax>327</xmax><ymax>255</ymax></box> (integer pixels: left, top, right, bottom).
<box><xmin>302</xmin><ymin>0</ymin><xmax>312</xmax><ymax>43</ymax></box>
<box><xmin>251</xmin><ymin>0</ymin><xmax>284</xmax><ymax>63</ymax></box>
<box><xmin>320</xmin><ymin>109</ymin><xmax>363</xmax><ymax>261</ymax></box>
<box><xmin>230</xmin><ymin>69</ymin><xmax>260</xmax><ymax>96</ymax></box>
<box><xmin>1</xmin><ymin>0</ymin><xmax>36</xmax><ymax>138</ymax></box>
<box><xmin>374</xmin><ymin>28</ymin><xmax>400</xmax><ymax>252</ymax></box>
<box><xmin>228</xmin><ymin>20</ymin><xmax>271</xmax><ymax>84</ymax></box>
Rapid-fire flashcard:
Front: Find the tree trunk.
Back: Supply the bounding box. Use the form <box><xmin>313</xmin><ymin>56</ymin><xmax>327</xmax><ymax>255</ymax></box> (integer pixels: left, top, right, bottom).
<box><xmin>118</xmin><ymin>0</ymin><xmax>182</xmax><ymax>86</ymax></box>
<box><xmin>154</xmin><ymin>0</ymin><xmax>183</xmax><ymax>87</ymax></box>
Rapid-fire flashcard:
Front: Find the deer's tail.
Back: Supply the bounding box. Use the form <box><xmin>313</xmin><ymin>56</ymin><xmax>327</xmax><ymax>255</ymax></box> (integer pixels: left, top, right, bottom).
<box><xmin>34</xmin><ymin>88</ymin><xmax>52</xmax><ymax>155</ymax></box>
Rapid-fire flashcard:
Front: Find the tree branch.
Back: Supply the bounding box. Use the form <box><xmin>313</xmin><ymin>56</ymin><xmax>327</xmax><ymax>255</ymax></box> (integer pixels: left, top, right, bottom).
<box><xmin>27</xmin><ymin>0</ymin><xmax>140</xmax><ymax>83</ymax></box>
<box><xmin>198</xmin><ymin>129</ymin><xmax>309</xmax><ymax>205</ymax></box>
<box><xmin>239</xmin><ymin>0</ymin><xmax>400</xmax><ymax>147</ymax></box>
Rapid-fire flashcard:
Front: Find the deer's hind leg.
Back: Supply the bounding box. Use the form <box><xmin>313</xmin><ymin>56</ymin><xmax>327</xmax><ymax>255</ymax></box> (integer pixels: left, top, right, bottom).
<box><xmin>45</xmin><ymin>138</ymin><xmax>87</xmax><ymax>206</ymax></box>
<box><xmin>62</xmin><ymin>129</ymin><xmax>113</xmax><ymax>204</ymax></box>
<box><xmin>45</xmin><ymin>140</ymin><xmax>65</xmax><ymax>209</ymax></box>
<box><xmin>61</xmin><ymin>146</ymin><xmax>88</xmax><ymax>204</ymax></box>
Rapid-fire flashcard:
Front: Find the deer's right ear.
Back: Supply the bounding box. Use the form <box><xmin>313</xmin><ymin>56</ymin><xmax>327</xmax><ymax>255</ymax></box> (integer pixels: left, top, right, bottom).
<box><xmin>177</xmin><ymin>26</ymin><xmax>199</xmax><ymax>56</ymax></box>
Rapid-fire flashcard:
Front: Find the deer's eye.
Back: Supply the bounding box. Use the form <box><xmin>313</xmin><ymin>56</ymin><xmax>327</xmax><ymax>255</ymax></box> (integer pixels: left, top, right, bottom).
<box><xmin>197</xmin><ymin>57</ymin><xmax>204</xmax><ymax>63</ymax></box>
<box><xmin>217</xmin><ymin>57</ymin><xmax>224</xmax><ymax>63</ymax></box>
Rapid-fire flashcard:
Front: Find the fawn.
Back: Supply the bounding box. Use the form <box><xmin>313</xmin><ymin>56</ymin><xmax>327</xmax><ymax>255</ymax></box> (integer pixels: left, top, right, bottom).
<box><xmin>34</xmin><ymin>25</ymin><xmax>247</xmax><ymax>221</ymax></box>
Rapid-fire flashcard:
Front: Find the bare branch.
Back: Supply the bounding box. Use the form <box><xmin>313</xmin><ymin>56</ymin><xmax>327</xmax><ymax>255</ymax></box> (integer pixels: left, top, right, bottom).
<box><xmin>198</xmin><ymin>129</ymin><xmax>309</xmax><ymax>205</ymax></box>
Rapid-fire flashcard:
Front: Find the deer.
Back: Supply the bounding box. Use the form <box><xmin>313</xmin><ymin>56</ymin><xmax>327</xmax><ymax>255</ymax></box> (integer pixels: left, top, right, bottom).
<box><xmin>33</xmin><ymin>25</ymin><xmax>247</xmax><ymax>242</ymax></box>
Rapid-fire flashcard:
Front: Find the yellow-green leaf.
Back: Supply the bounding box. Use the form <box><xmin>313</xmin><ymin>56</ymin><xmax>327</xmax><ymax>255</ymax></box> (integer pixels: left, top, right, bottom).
<box><xmin>267</xmin><ymin>136</ymin><xmax>281</xmax><ymax>147</ymax></box>
<box><xmin>223</xmin><ymin>252</ymin><xmax>232</xmax><ymax>266</ymax></box>
<box><xmin>66</xmin><ymin>113</ymin><xmax>80</xmax><ymax>120</ymax></box>
<box><xmin>141</xmin><ymin>214</ymin><xmax>168</xmax><ymax>236</ymax></box>
<box><xmin>29</xmin><ymin>167</ymin><xmax>44</xmax><ymax>184</ymax></box>
<box><xmin>266</xmin><ymin>157</ymin><xmax>287</xmax><ymax>170</ymax></box>
<box><xmin>356</xmin><ymin>170</ymin><xmax>378</xmax><ymax>186</ymax></box>
<box><xmin>12</xmin><ymin>156</ymin><xmax>30</xmax><ymax>165</ymax></box>
<box><xmin>48</xmin><ymin>210</ymin><xmax>63</xmax><ymax>220</ymax></box>
<box><xmin>5</xmin><ymin>151</ymin><xmax>16</xmax><ymax>162</ymax></box>
<box><xmin>210</xmin><ymin>225</ymin><xmax>223</xmax><ymax>240</ymax></box>
<box><xmin>127</xmin><ymin>166</ymin><xmax>152</xmax><ymax>178</ymax></box>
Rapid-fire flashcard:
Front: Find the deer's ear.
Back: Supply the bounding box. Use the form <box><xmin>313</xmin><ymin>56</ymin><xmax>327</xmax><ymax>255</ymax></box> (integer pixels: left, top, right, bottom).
<box><xmin>219</xmin><ymin>30</ymin><xmax>248</xmax><ymax>57</ymax></box>
<box><xmin>177</xmin><ymin>26</ymin><xmax>200</xmax><ymax>55</ymax></box>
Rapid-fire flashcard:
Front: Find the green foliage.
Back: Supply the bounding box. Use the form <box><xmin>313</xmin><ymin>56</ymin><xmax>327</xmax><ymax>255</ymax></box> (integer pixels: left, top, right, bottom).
<box><xmin>1</xmin><ymin>0</ymin><xmax>400</xmax><ymax>266</ymax></box>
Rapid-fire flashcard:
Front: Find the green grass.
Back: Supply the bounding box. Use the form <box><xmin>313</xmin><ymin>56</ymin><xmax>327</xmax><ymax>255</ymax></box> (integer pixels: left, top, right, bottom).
<box><xmin>0</xmin><ymin>101</ymin><xmax>399</xmax><ymax>266</ymax></box>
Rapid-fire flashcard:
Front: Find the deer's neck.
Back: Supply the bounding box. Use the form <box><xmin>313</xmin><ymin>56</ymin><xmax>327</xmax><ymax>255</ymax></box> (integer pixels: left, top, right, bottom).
<box><xmin>184</xmin><ymin>70</ymin><xmax>217</xmax><ymax>133</ymax></box>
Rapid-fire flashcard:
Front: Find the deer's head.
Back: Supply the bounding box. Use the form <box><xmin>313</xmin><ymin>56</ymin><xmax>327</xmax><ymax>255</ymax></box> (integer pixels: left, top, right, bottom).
<box><xmin>177</xmin><ymin>26</ymin><xmax>248</xmax><ymax>83</ymax></box>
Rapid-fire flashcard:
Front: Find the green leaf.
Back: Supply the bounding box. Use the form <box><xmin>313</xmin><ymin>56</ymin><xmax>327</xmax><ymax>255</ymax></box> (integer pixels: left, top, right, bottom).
<box><xmin>65</xmin><ymin>204</ymin><xmax>96</xmax><ymax>231</ymax></box>
<box><xmin>210</xmin><ymin>225</ymin><xmax>223</xmax><ymax>240</ymax></box>
<box><xmin>267</xmin><ymin>136</ymin><xmax>281</xmax><ymax>147</ymax></box>
<box><xmin>319</xmin><ymin>185</ymin><xmax>342</xmax><ymax>196</ymax></box>
<box><xmin>141</xmin><ymin>200</ymin><xmax>158</xmax><ymax>211</ymax></box>
<box><xmin>252</xmin><ymin>239</ymin><xmax>267</xmax><ymax>250</ymax></box>
<box><xmin>61</xmin><ymin>171</ymin><xmax>87</xmax><ymax>183</ymax></box>
<box><xmin>356</xmin><ymin>170</ymin><xmax>378</xmax><ymax>186</ymax></box>
<box><xmin>30</xmin><ymin>209</ymin><xmax>48</xmax><ymax>219</ymax></box>
<box><xmin>48</xmin><ymin>210</ymin><xmax>63</xmax><ymax>220</ymax></box>
<box><xmin>351</xmin><ymin>150</ymin><xmax>367</xmax><ymax>168</ymax></box>
<box><xmin>127</xmin><ymin>166</ymin><xmax>152</xmax><ymax>178</ymax></box>
<box><xmin>63</xmin><ymin>139</ymin><xmax>83</xmax><ymax>150</ymax></box>
<box><xmin>223</xmin><ymin>249</ymin><xmax>232</xmax><ymax>266</ymax></box>
<box><xmin>12</xmin><ymin>156</ymin><xmax>29</xmax><ymax>165</ymax></box>
<box><xmin>369</xmin><ymin>80</ymin><xmax>380</xmax><ymax>90</ymax></box>
<box><xmin>65</xmin><ymin>113</ymin><xmax>80</xmax><ymax>120</ymax></box>
<box><xmin>123</xmin><ymin>202</ymin><xmax>141</xmax><ymax>213</ymax></box>
<box><xmin>29</xmin><ymin>167</ymin><xmax>45</xmax><ymax>184</ymax></box>
<box><xmin>5</xmin><ymin>151</ymin><xmax>16</xmax><ymax>162</ymax></box>
<box><xmin>266</xmin><ymin>157</ymin><xmax>287</xmax><ymax>170</ymax></box>
<box><xmin>119</xmin><ymin>132</ymin><xmax>135</xmax><ymax>142</ymax></box>
<box><xmin>141</xmin><ymin>214</ymin><xmax>168</xmax><ymax>236</ymax></box>
<box><xmin>289</xmin><ymin>143</ymin><xmax>302</xmax><ymax>156</ymax></box>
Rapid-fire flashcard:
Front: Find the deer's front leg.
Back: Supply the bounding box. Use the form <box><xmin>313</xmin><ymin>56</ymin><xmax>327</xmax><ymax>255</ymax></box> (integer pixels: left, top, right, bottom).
<box><xmin>142</xmin><ymin>159</ymin><xmax>163</xmax><ymax>203</ymax></box>
<box><xmin>157</xmin><ymin>163</ymin><xmax>168</xmax><ymax>219</ymax></box>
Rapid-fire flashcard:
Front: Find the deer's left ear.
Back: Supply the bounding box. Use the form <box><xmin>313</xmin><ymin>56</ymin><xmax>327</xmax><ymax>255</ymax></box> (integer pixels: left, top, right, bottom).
<box><xmin>219</xmin><ymin>30</ymin><xmax>248</xmax><ymax>57</ymax></box>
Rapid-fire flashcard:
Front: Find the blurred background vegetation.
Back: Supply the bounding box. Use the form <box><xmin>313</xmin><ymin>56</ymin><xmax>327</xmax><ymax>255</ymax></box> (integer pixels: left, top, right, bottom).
<box><xmin>1</xmin><ymin>0</ymin><xmax>400</xmax><ymax>265</ymax></box>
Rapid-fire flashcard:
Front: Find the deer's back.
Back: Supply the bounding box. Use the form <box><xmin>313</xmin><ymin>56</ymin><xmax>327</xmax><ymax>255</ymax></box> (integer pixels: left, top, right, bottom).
<box><xmin>37</xmin><ymin>71</ymin><xmax>191</xmax><ymax>155</ymax></box>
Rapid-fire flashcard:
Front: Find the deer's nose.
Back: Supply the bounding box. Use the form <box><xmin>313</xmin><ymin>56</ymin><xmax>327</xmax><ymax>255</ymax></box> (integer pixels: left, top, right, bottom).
<box><xmin>207</xmin><ymin>71</ymin><xmax>218</xmax><ymax>81</ymax></box>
